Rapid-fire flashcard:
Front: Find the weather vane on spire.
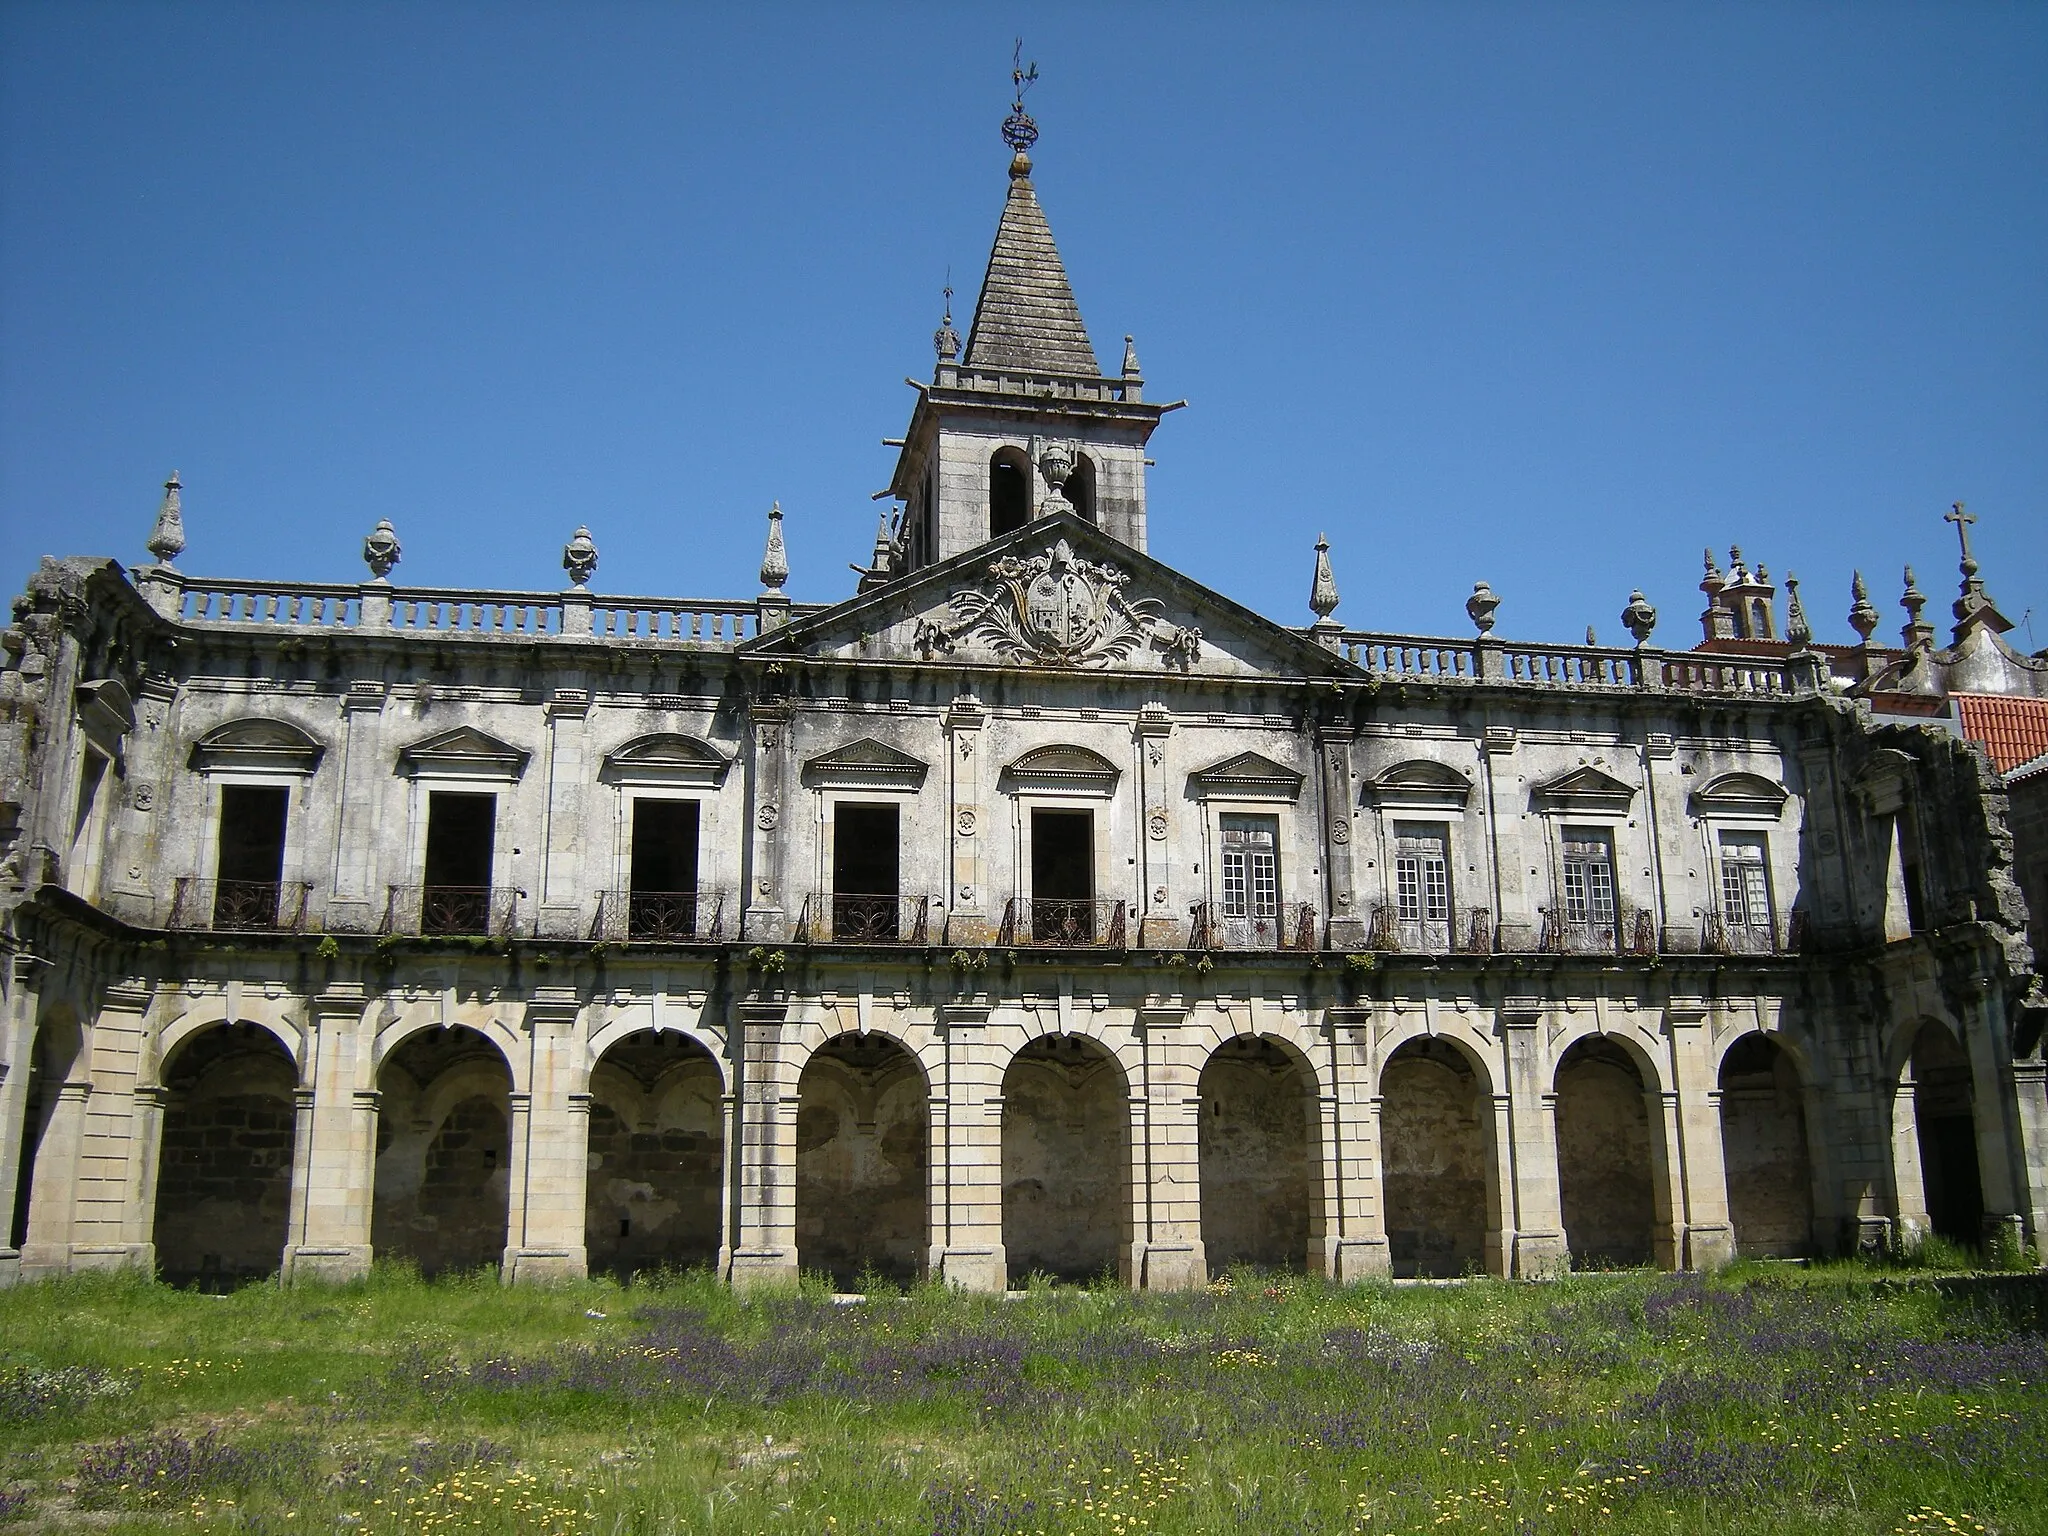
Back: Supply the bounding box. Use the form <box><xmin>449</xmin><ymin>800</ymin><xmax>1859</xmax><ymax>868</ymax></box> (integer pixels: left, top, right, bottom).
<box><xmin>1002</xmin><ymin>40</ymin><xmax>1040</xmax><ymax>153</ymax></box>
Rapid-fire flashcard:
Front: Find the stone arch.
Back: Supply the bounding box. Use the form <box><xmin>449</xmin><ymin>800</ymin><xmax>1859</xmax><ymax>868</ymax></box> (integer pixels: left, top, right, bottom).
<box><xmin>795</xmin><ymin>1031</ymin><xmax>929</xmax><ymax>1290</ymax></box>
<box><xmin>9</xmin><ymin>1003</ymin><xmax>85</xmax><ymax>1260</ymax></box>
<box><xmin>1002</xmin><ymin>1033</ymin><xmax>1131</xmax><ymax>1285</ymax></box>
<box><xmin>373</xmin><ymin>1011</ymin><xmax>528</xmax><ymax>1095</ymax></box>
<box><xmin>152</xmin><ymin>1022</ymin><xmax>298</xmax><ymax>1287</ymax></box>
<box><xmin>1717</xmin><ymin>1031</ymin><xmax>1814</xmax><ymax>1258</ymax></box>
<box><xmin>989</xmin><ymin>446</ymin><xmax>1032</xmax><ymax>539</ymax></box>
<box><xmin>586</xmin><ymin>1030</ymin><xmax>725</xmax><ymax>1280</ymax></box>
<box><xmin>154</xmin><ymin>1005</ymin><xmax>304</xmax><ymax>1088</ymax></box>
<box><xmin>1379</xmin><ymin>1033</ymin><xmax>1498</xmax><ymax>1278</ymax></box>
<box><xmin>1198</xmin><ymin>1035</ymin><xmax>1319</xmax><ymax>1272</ymax></box>
<box><xmin>371</xmin><ymin>1025</ymin><xmax>513</xmax><ymax>1278</ymax></box>
<box><xmin>1068</xmin><ymin>452</ymin><xmax>1099</xmax><ymax>524</ymax></box>
<box><xmin>1903</xmin><ymin>1018</ymin><xmax>1983</xmax><ymax>1244</ymax></box>
<box><xmin>1554</xmin><ymin>1033</ymin><xmax>1661</xmax><ymax>1268</ymax></box>
<box><xmin>586</xmin><ymin>1017</ymin><xmax>729</xmax><ymax>1089</ymax></box>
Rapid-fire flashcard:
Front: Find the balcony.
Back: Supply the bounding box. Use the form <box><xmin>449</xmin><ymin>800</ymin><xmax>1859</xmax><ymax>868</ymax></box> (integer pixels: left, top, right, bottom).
<box><xmin>591</xmin><ymin>889</ymin><xmax>728</xmax><ymax>943</ymax></box>
<box><xmin>794</xmin><ymin>894</ymin><xmax>932</xmax><ymax>945</ymax></box>
<box><xmin>1538</xmin><ymin>907</ymin><xmax>1660</xmax><ymax>957</ymax></box>
<box><xmin>380</xmin><ymin>884</ymin><xmax>522</xmax><ymax>938</ymax></box>
<box><xmin>1189</xmin><ymin>901</ymin><xmax>1319</xmax><ymax>952</ymax></box>
<box><xmin>998</xmin><ymin>897</ymin><xmax>1129</xmax><ymax>949</ymax></box>
<box><xmin>1701</xmin><ymin>912</ymin><xmax>1792</xmax><ymax>956</ymax></box>
<box><xmin>1364</xmin><ymin>905</ymin><xmax>1494</xmax><ymax>955</ymax></box>
<box><xmin>167</xmin><ymin>878</ymin><xmax>311</xmax><ymax>934</ymax></box>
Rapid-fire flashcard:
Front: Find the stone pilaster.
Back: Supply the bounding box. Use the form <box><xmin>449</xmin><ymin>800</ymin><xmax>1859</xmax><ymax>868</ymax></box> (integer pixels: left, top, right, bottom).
<box><xmin>282</xmin><ymin>984</ymin><xmax>376</xmax><ymax>1282</ymax></box>
<box><xmin>1318</xmin><ymin>1009</ymin><xmax>1390</xmax><ymax>1279</ymax></box>
<box><xmin>1498</xmin><ymin>999</ymin><xmax>1568</xmax><ymax>1276</ymax></box>
<box><xmin>1663</xmin><ymin>1002</ymin><xmax>1735</xmax><ymax>1269</ymax></box>
<box><xmin>1135</xmin><ymin>707</ymin><xmax>1182</xmax><ymax>948</ymax></box>
<box><xmin>742</xmin><ymin>704</ymin><xmax>793</xmax><ymax>940</ymax></box>
<box><xmin>1128</xmin><ymin>1003</ymin><xmax>1204</xmax><ymax>1289</ymax></box>
<box><xmin>327</xmin><ymin>682</ymin><xmax>389</xmax><ymax>932</ymax></box>
<box><xmin>2006</xmin><ymin>1057</ymin><xmax>2048</xmax><ymax>1261</ymax></box>
<box><xmin>504</xmin><ymin>989</ymin><xmax>590</xmax><ymax>1282</ymax></box>
<box><xmin>0</xmin><ymin>956</ymin><xmax>47</xmax><ymax>1285</ymax></box>
<box><xmin>536</xmin><ymin>690</ymin><xmax>593</xmax><ymax>939</ymax></box>
<box><xmin>1317</xmin><ymin>726</ymin><xmax>1366</xmax><ymax>949</ymax></box>
<box><xmin>65</xmin><ymin>981</ymin><xmax>154</xmax><ymax>1272</ymax></box>
<box><xmin>18</xmin><ymin>1079</ymin><xmax>88</xmax><ymax>1277</ymax></box>
<box><xmin>1886</xmin><ymin>1059</ymin><xmax>1932</xmax><ymax>1250</ymax></box>
<box><xmin>928</xmin><ymin>1002</ymin><xmax>1005</xmax><ymax>1290</ymax></box>
<box><xmin>943</xmin><ymin>696</ymin><xmax>991</xmax><ymax>945</ymax></box>
<box><xmin>726</xmin><ymin>999</ymin><xmax>799</xmax><ymax>1287</ymax></box>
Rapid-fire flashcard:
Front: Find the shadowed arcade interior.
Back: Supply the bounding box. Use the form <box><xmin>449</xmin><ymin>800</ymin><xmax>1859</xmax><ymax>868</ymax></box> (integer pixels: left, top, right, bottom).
<box><xmin>586</xmin><ymin>1030</ymin><xmax>724</xmax><ymax>1280</ymax></box>
<box><xmin>1002</xmin><ymin>1034</ymin><xmax>1130</xmax><ymax>1285</ymax></box>
<box><xmin>795</xmin><ymin>1033</ymin><xmax>928</xmax><ymax>1290</ymax></box>
<box><xmin>1718</xmin><ymin>1032</ymin><xmax>1816</xmax><ymax>1258</ymax></box>
<box><xmin>1380</xmin><ymin>1036</ymin><xmax>1493</xmax><ymax>1278</ymax></box>
<box><xmin>1198</xmin><ymin>1036</ymin><xmax>1315</xmax><ymax>1272</ymax></box>
<box><xmin>372</xmin><ymin>1025</ymin><xmax>512</xmax><ymax>1278</ymax></box>
<box><xmin>152</xmin><ymin>1022</ymin><xmax>297</xmax><ymax>1288</ymax></box>
<box><xmin>1909</xmin><ymin>1020</ymin><xmax>1984</xmax><ymax>1245</ymax></box>
<box><xmin>1555</xmin><ymin>1035</ymin><xmax>1657</xmax><ymax>1269</ymax></box>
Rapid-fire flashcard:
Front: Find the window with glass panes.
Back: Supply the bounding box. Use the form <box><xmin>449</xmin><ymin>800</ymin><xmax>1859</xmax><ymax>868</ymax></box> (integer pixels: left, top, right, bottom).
<box><xmin>1561</xmin><ymin>829</ymin><xmax>1616</xmax><ymax>926</ymax></box>
<box><xmin>1220</xmin><ymin>814</ymin><xmax>1279</xmax><ymax>918</ymax></box>
<box><xmin>1718</xmin><ymin>832</ymin><xmax>1772</xmax><ymax>929</ymax></box>
<box><xmin>1394</xmin><ymin>823</ymin><xmax>1451</xmax><ymax>924</ymax></box>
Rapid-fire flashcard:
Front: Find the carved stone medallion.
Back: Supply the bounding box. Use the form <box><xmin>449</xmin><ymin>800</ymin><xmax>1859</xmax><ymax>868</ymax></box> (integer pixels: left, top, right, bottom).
<box><xmin>955</xmin><ymin>808</ymin><xmax>978</xmax><ymax>837</ymax></box>
<box><xmin>756</xmin><ymin>804</ymin><xmax>780</xmax><ymax>831</ymax></box>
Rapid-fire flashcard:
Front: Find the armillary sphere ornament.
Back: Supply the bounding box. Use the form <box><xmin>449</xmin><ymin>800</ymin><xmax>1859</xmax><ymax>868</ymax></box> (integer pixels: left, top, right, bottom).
<box><xmin>1002</xmin><ymin>40</ymin><xmax>1040</xmax><ymax>153</ymax></box>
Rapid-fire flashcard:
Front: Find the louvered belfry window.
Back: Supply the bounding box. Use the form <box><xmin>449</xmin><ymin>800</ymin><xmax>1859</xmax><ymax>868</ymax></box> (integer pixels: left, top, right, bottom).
<box><xmin>1561</xmin><ymin>829</ymin><xmax>1617</xmax><ymax>927</ymax></box>
<box><xmin>1394</xmin><ymin>824</ymin><xmax>1451</xmax><ymax>924</ymax></box>
<box><xmin>1220</xmin><ymin>814</ymin><xmax>1280</xmax><ymax>919</ymax></box>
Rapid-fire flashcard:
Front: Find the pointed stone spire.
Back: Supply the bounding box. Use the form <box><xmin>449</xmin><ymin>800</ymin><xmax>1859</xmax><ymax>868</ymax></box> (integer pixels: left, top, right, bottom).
<box><xmin>856</xmin><ymin>510</ymin><xmax>896</xmax><ymax>593</ymax></box>
<box><xmin>758</xmin><ymin>502</ymin><xmax>789</xmax><ymax>592</ymax></box>
<box><xmin>1122</xmin><ymin>334</ymin><xmax>1142</xmax><ymax>378</ymax></box>
<box><xmin>1900</xmin><ymin>565</ymin><xmax>1934</xmax><ymax>651</ymax></box>
<box><xmin>1847</xmin><ymin>571</ymin><xmax>1879</xmax><ymax>644</ymax></box>
<box><xmin>146</xmin><ymin>471</ymin><xmax>186</xmax><ymax>567</ymax></box>
<box><xmin>962</xmin><ymin>81</ymin><xmax>1101</xmax><ymax>376</ymax></box>
<box><xmin>1309</xmin><ymin>533</ymin><xmax>1340</xmax><ymax>624</ymax></box>
<box><xmin>1784</xmin><ymin>573</ymin><xmax>1812</xmax><ymax>648</ymax></box>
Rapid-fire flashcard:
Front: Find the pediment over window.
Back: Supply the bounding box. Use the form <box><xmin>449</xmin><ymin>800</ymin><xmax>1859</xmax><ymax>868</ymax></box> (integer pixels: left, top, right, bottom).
<box><xmin>1365</xmin><ymin>758</ymin><xmax>1473</xmax><ymax>811</ymax></box>
<box><xmin>1689</xmin><ymin>771</ymin><xmax>1789</xmax><ymax>820</ymax></box>
<box><xmin>1000</xmin><ymin>744</ymin><xmax>1122</xmax><ymax>797</ymax></box>
<box><xmin>75</xmin><ymin>678</ymin><xmax>135</xmax><ymax>756</ymax></box>
<box><xmin>397</xmin><ymin>726</ymin><xmax>530</xmax><ymax>781</ymax></box>
<box><xmin>1531</xmin><ymin>765</ymin><xmax>1636</xmax><ymax>812</ymax></box>
<box><xmin>601</xmin><ymin>733</ymin><xmax>730</xmax><ymax>788</ymax></box>
<box><xmin>801</xmin><ymin>737</ymin><xmax>929</xmax><ymax>792</ymax></box>
<box><xmin>1851</xmin><ymin>748</ymin><xmax>1915</xmax><ymax>816</ymax></box>
<box><xmin>1187</xmin><ymin>751</ymin><xmax>1304</xmax><ymax>801</ymax></box>
<box><xmin>191</xmin><ymin>717</ymin><xmax>325</xmax><ymax>776</ymax></box>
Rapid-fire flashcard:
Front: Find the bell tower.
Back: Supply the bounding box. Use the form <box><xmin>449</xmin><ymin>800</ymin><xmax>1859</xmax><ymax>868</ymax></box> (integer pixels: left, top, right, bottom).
<box><xmin>885</xmin><ymin>65</ymin><xmax>1180</xmax><ymax>573</ymax></box>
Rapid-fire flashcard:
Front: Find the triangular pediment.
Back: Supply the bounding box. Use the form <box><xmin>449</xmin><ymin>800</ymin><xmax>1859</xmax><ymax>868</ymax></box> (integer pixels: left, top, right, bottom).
<box><xmin>802</xmin><ymin>737</ymin><xmax>930</xmax><ymax>791</ymax></box>
<box><xmin>601</xmin><ymin>733</ymin><xmax>730</xmax><ymax>787</ymax></box>
<box><xmin>1531</xmin><ymin>765</ymin><xmax>1636</xmax><ymax>810</ymax></box>
<box><xmin>743</xmin><ymin>512</ymin><xmax>1365</xmax><ymax>685</ymax></box>
<box><xmin>192</xmin><ymin>717</ymin><xmax>326</xmax><ymax>775</ymax></box>
<box><xmin>1187</xmin><ymin>751</ymin><xmax>1305</xmax><ymax>801</ymax></box>
<box><xmin>398</xmin><ymin>726</ymin><xmax>530</xmax><ymax>781</ymax></box>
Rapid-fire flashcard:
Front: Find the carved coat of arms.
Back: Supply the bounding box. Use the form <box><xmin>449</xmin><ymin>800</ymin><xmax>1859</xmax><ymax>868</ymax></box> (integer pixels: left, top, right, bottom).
<box><xmin>936</xmin><ymin>539</ymin><xmax>1200</xmax><ymax>669</ymax></box>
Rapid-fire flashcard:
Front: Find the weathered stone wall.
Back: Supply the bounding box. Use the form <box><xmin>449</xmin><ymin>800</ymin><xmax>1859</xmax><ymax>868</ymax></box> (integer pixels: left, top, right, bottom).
<box><xmin>1002</xmin><ymin>1036</ymin><xmax>1129</xmax><ymax>1284</ymax></box>
<box><xmin>1555</xmin><ymin>1037</ymin><xmax>1655</xmax><ymax>1268</ymax></box>
<box><xmin>795</xmin><ymin>1034</ymin><xmax>928</xmax><ymax>1289</ymax></box>
<box><xmin>585</xmin><ymin>1033</ymin><xmax>723</xmax><ymax>1279</ymax></box>
<box><xmin>1717</xmin><ymin>1033</ymin><xmax>1814</xmax><ymax>1258</ymax></box>
<box><xmin>1197</xmin><ymin>1037</ymin><xmax>1313</xmax><ymax>1272</ymax></box>
<box><xmin>1380</xmin><ymin>1039</ymin><xmax>1489</xmax><ymax>1277</ymax></box>
<box><xmin>152</xmin><ymin>1023</ymin><xmax>296</xmax><ymax>1286</ymax></box>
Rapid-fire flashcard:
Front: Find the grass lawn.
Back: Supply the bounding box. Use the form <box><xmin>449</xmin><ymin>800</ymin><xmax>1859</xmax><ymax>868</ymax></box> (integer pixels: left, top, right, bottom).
<box><xmin>1</xmin><ymin>1261</ymin><xmax>2043</xmax><ymax>1533</ymax></box>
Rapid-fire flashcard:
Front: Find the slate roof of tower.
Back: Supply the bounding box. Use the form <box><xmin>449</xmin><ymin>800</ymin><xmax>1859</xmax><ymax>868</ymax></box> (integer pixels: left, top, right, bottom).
<box><xmin>962</xmin><ymin>157</ymin><xmax>1102</xmax><ymax>376</ymax></box>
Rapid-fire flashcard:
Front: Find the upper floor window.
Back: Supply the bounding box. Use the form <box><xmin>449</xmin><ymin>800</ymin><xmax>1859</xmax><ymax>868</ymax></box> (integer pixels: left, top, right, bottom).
<box><xmin>1561</xmin><ymin>828</ymin><xmax>1616</xmax><ymax>929</ymax></box>
<box><xmin>1394</xmin><ymin>822</ymin><xmax>1451</xmax><ymax>946</ymax></box>
<box><xmin>1718</xmin><ymin>832</ymin><xmax>1772</xmax><ymax>929</ymax></box>
<box><xmin>1221</xmin><ymin>813</ymin><xmax>1279</xmax><ymax>919</ymax></box>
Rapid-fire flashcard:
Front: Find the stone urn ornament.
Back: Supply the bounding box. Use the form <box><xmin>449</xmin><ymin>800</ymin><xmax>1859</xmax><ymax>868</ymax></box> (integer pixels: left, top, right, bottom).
<box><xmin>1620</xmin><ymin>589</ymin><xmax>1658</xmax><ymax>647</ymax></box>
<box><xmin>1466</xmin><ymin>580</ymin><xmax>1500</xmax><ymax>635</ymax></box>
<box><xmin>1036</xmin><ymin>441</ymin><xmax>1075</xmax><ymax>514</ymax></box>
<box><xmin>563</xmin><ymin>526</ymin><xmax>599</xmax><ymax>589</ymax></box>
<box><xmin>146</xmin><ymin>472</ymin><xmax>186</xmax><ymax>567</ymax></box>
<box><xmin>362</xmin><ymin>519</ymin><xmax>402</xmax><ymax>582</ymax></box>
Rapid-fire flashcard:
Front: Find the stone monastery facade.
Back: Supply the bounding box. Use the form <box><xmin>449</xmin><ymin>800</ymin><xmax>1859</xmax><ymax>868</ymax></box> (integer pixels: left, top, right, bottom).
<box><xmin>2</xmin><ymin>103</ymin><xmax>2044</xmax><ymax>1293</ymax></box>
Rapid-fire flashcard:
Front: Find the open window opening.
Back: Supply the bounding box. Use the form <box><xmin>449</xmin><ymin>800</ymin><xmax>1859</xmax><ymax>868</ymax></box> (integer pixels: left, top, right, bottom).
<box><xmin>1910</xmin><ymin>1022</ymin><xmax>1983</xmax><ymax>1245</ymax></box>
<box><xmin>989</xmin><ymin>448</ymin><xmax>1031</xmax><ymax>539</ymax></box>
<box><xmin>832</xmin><ymin>803</ymin><xmax>901</xmax><ymax>940</ymax></box>
<box><xmin>1068</xmin><ymin>453</ymin><xmax>1098</xmax><ymax>524</ymax></box>
<box><xmin>423</xmin><ymin>791</ymin><xmax>496</xmax><ymax>935</ymax></box>
<box><xmin>214</xmin><ymin>785</ymin><xmax>289</xmax><ymax>929</ymax></box>
<box><xmin>1030</xmin><ymin>808</ymin><xmax>1094</xmax><ymax>942</ymax></box>
<box><xmin>1714</xmin><ymin>831</ymin><xmax>1775</xmax><ymax>952</ymax></box>
<box><xmin>629</xmin><ymin>799</ymin><xmax>701</xmax><ymax>939</ymax></box>
<box><xmin>69</xmin><ymin>750</ymin><xmax>110</xmax><ymax>899</ymax></box>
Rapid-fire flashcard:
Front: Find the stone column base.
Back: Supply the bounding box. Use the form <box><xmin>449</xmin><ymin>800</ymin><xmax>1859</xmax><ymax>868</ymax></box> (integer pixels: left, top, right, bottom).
<box><xmin>282</xmin><ymin>1245</ymin><xmax>373</xmax><ymax>1284</ymax></box>
<box><xmin>1512</xmin><ymin>1231</ymin><xmax>1569</xmax><ymax>1279</ymax></box>
<box><xmin>942</xmin><ymin>916</ymin><xmax>997</xmax><ymax>947</ymax></box>
<box><xmin>1682</xmin><ymin>1223</ymin><xmax>1737</xmax><ymax>1271</ymax></box>
<box><xmin>505</xmin><ymin>1246</ymin><xmax>588</xmax><ymax>1285</ymax></box>
<box><xmin>740</xmin><ymin>908</ymin><xmax>788</xmax><ymax>941</ymax></box>
<box><xmin>930</xmin><ymin>1244</ymin><xmax>1007</xmax><ymax>1293</ymax></box>
<box><xmin>1129</xmin><ymin>1240</ymin><xmax>1206</xmax><ymax>1291</ymax></box>
<box><xmin>1984</xmin><ymin>1212</ymin><xmax>2029</xmax><ymax>1257</ymax></box>
<box><xmin>0</xmin><ymin>1248</ymin><xmax>19</xmax><ymax>1287</ymax></box>
<box><xmin>64</xmin><ymin>1243</ymin><xmax>153</xmax><ymax>1275</ymax></box>
<box><xmin>1137</xmin><ymin>917</ymin><xmax>1187</xmax><ymax>949</ymax></box>
<box><xmin>1482</xmin><ymin>1231</ymin><xmax>1512</xmax><ymax>1280</ymax></box>
<box><xmin>1325</xmin><ymin>917</ymin><xmax>1369</xmax><ymax>950</ymax></box>
<box><xmin>1317</xmin><ymin>1235</ymin><xmax>1390</xmax><ymax>1283</ymax></box>
<box><xmin>1848</xmin><ymin>1216</ymin><xmax>1897</xmax><ymax>1259</ymax></box>
<box><xmin>726</xmin><ymin>1247</ymin><xmax>800</xmax><ymax>1290</ymax></box>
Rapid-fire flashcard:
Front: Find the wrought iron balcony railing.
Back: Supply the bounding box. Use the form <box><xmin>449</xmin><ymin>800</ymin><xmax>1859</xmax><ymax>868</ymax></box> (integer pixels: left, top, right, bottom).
<box><xmin>1188</xmin><ymin>901</ymin><xmax>1319</xmax><ymax>952</ymax></box>
<box><xmin>998</xmin><ymin>897</ymin><xmax>1129</xmax><ymax>949</ymax></box>
<box><xmin>1537</xmin><ymin>907</ymin><xmax>1660</xmax><ymax>957</ymax></box>
<box><xmin>1362</xmin><ymin>904</ymin><xmax>1495</xmax><ymax>955</ymax></box>
<box><xmin>1701</xmin><ymin>912</ymin><xmax>1790</xmax><ymax>955</ymax></box>
<box><xmin>794</xmin><ymin>893</ymin><xmax>933</xmax><ymax>945</ymax></box>
<box><xmin>381</xmin><ymin>884</ymin><xmax>522</xmax><ymax>938</ymax></box>
<box><xmin>590</xmin><ymin>888</ymin><xmax>728</xmax><ymax>943</ymax></box>
<box><xmin>167</xmin><ymin>878</ymin><xmax>312</xmax><ymax>933</ymax></box>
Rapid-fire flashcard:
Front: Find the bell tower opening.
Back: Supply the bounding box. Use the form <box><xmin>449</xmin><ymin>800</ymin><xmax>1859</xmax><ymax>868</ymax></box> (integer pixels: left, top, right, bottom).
<box><xmin>990</xmin><ymin>448</ymin><xmax>1031</xmax><ymax>538</ymax></box>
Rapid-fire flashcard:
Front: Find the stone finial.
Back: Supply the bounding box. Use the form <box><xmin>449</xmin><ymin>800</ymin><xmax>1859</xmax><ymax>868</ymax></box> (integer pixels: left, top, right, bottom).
<box><xmin>562</xmin><ymin>526</ymin><xmax>599</xmax><ymax>589</ymax></box>
<box><xmin>1036</xmin><ymin>441</ymin><xmax>1075</xmax><ymax>513</ymax></box>
<box><xmin>362</xmin><ymin>519</ymin><xmax>402</xmax><ymax>582</ymax></box>
<box><xmin>1701</xmin><ymin>547</ymin><xmax>1724</xmax><ymax>590</ymax></box>
<box><xmin>1900</xmin><ymin>565</ymin><xmax>1934</xmax><ymax>651</ymax></box>
<box><xmin>1308</xmin><ymin>533</ymin><xmax>1340</xmax><ymax>623</ymax></box>
<box><xmin>1847</xmin><ymin>570</ymin><xmax>1879</xmax><ymax>643</ymax></box>
<box><xmin>1783</xmin><ymin>573</ymin><xmax>1812</xmax><ymax>647</ymax></box>
<box><xmin>1122</xmin><ymin>334</ymin><xmax>1142</xmax><ymax>378</ymax></box>
<box><xmin>759</xmin><ymin>502</ymin><xmax>789</xmax><ymax>592</ymax></box>
<box><xmin>146</xmin><ymin>471</ymin><xmax>186</xmax><ymax>566</ymax></box>
<box><xmin>1621</xmin><ymin>590</ymin><xmax>1658</xmax><ymax>646</ymax></box>
<box><xmin>1466</xmin><ymin>580</ymin><xmax>1500</xmax><ymax>636</ymax></box>
<box><xmin>934</xmin><ymin>287</ymin><xmax>960</xmax><ymax>363</ymax></box>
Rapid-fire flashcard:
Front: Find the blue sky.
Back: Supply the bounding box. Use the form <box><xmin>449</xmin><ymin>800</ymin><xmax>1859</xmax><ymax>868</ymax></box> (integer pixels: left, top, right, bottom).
<box><xmin>3</xmin><ymin>2</ymin><xmax>2043</xmax><ymax>650</ymax></box>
